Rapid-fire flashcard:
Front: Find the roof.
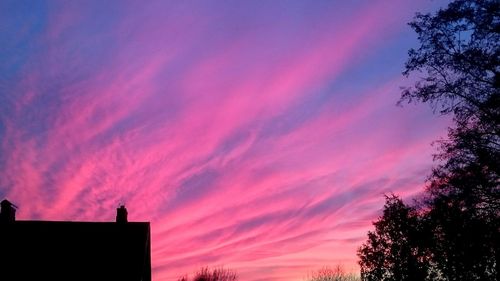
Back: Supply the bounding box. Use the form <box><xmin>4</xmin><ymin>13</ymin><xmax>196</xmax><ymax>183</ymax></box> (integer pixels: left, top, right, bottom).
<box><xmin>0</xmin><ymin>220</ymin><xmax>151</xmax><ymax>281</ymax></box>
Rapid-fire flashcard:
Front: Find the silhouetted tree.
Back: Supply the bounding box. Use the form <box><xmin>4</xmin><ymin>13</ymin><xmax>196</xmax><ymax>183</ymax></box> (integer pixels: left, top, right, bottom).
<box><xmin>401</xmin><ymin>0</ymin><xmax>499</xmax><ymax>213</ymax></box>
<box><xmin>400</xmin><ymin>0</ymin><xmax>499</xmax><ymax>279</ymax></box>
<box><xmin>306</xmin><ymin>265</ymin><xmax>360</xmax><ymax>281</ymax></box>
<box><xmin>359</xmin><ymin>1</ymin><xmax>498</xmax><ymax>280</ymax></box>
<box><xmin>425</xmin><ymin>194</ymin><xmax>497</xmax><ymax>281</ymax></box>
<box><xmin>177</xmin><ymin>267</ymin><xmax>238</xmax><ymax>281</ymax></box>
<box><xmin>358</xmin><ymin>195</ymin><xmax>429</xmax><ymax>281</ymax></box>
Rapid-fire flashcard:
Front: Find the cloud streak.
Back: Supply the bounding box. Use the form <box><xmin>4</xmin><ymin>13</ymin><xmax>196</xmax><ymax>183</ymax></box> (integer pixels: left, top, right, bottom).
<box><xmin>0</xmin><ymin>0</ymin><xmax>449</xmax><ymax>280</ymax></box>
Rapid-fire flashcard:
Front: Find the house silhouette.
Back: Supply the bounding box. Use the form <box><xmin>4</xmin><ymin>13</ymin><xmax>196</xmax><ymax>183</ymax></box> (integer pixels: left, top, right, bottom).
<box><xmin>0</xmin><ymin>199</ymin><xmax>151</xmax><ymax>281</ymax></box>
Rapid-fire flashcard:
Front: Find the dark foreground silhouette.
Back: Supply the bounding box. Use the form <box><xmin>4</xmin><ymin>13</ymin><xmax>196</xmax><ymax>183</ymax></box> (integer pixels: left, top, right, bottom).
<box><xmin>306</xmin><ymin>266</ymin><xmax>359</xmax><ymax>281</ymax></box>
<box><xmin>0</xmin><ymin>200</ymin><xmax>151</xmax><ymax>281</ymax></box>
<box><xmin>358</xmin><ymin>0</ymin><xmax>499</xmax><ymax>280</ymax></box>
<box><xmin>178</xmin><ymin>267</ymin><xmax>238</xmax><ymax>281</ymax></box>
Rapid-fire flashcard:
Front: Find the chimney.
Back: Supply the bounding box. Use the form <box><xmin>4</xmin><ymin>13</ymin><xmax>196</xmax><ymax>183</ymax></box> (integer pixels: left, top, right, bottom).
<box><xmin>116</xmin><ymin>205</ymin><xmax>128</xmax><ymax>223</ymax></box>
<box><xmin>0</xmin><ymin>199</ymin><xmax>17</xmax><ymax>222</ymax></box>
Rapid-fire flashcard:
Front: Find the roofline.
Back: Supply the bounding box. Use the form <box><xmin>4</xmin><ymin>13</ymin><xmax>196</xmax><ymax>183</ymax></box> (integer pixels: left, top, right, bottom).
<box><xmin>9</xmin><ymin>220</ymin><xmax>150</xmax><ymax>224</ymax></box>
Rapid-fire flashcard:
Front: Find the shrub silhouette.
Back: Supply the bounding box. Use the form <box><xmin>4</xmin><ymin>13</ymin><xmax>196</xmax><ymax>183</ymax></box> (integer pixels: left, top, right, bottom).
<box><xmin>178</xmin><ymin>267</ymin><xmax>237</xmax><ymax>281</ymax></box>
<box><xmin>306</xmin><ymin>265</ymin><xmax>360</xmax><ymax>281</ymax></box>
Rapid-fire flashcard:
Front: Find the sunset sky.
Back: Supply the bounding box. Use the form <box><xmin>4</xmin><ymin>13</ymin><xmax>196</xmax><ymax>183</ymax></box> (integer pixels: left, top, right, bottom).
<box><xmin>0</xmin><ymin>1</ymin><xmax>451</xmax><ymax>280</ymax></box>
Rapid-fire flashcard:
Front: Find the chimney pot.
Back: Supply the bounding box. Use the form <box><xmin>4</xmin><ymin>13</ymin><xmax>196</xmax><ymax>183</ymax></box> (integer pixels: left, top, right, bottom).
<box><xmin>116</xmin><ymin>205</ymin><xmax>128</xmax><ymax>223</ymax></box>
<box><xmin>0</xmin><ymin>199</ymin><xmax>17</xmax><ymax>222</ymax></box>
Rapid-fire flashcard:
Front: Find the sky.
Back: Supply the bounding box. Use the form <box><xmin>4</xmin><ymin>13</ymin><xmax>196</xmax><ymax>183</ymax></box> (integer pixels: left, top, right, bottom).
<box><xmin>0</xmin><ymin>0</ymin><xmax>450</xmax><ymax>280</ymax></box>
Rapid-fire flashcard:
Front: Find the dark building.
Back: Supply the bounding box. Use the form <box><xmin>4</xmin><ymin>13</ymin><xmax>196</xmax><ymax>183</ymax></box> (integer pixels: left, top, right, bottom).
<box><xmin>0</xmin><ymin>199</ymin><xmax>151</xmax><ymax>281</ymax></box>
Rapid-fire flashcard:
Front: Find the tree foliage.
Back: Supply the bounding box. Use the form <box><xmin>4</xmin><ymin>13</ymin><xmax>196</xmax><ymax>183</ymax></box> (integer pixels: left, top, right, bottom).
<box><xmin>359</xmin><ymin>0</ymin><xmax>499</xmax><ymax>280</ymax></box>
<box><xmin>402</xmin><ymin>1</ymin><xmax>499</xmax><ymax>279</ymax></box>
<box><xmin>358</xmin><ymin>196</ymin><xmax>429</xmax><ymax>281</ymax></box>
<box><xmin>401</xmin><ymin>0</ymin><xmax>499</xmax><ymax>214</ymax></box>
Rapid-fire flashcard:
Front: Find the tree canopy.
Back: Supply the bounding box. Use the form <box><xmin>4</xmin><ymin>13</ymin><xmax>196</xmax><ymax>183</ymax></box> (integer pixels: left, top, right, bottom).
<box><xmin>358</xmin><ymin>196</ymin><xmax>429</xmax><ymax>281</ymax></box>
<box><xmin>401</xmin><ymin>0</ymin><xmax>499</xmax><ymax>216</ymax></box>
<box><xmin>359</xmin><ymin>0</ymin><xmax>499</xmax><ymax>280</ymax></box>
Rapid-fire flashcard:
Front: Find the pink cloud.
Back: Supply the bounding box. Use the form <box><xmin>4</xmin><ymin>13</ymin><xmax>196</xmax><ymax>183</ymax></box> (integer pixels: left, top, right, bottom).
<box><xmin>0</xmin><ymin>0</ymin><xmax>450</xmax><ymax>280</ymax></box>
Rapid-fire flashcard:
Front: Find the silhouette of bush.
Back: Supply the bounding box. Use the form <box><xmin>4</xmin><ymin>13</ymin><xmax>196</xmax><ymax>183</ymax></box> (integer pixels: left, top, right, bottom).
<box><xmin>177</xmin><ymin>267</ymin><xmax>238</xmax><ymax>281</ymax></box>
<box><xmin>306</xmin><ymin>265</ymin><xmax>360</xmax><ymax>281</ymax></box>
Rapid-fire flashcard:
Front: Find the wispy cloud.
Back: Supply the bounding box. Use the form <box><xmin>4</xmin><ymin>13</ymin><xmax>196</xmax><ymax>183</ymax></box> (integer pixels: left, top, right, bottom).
<box><xmin>0</xmin><ymin>0</ymin><xmax>449</xmax><ymax>280</ymax></box>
